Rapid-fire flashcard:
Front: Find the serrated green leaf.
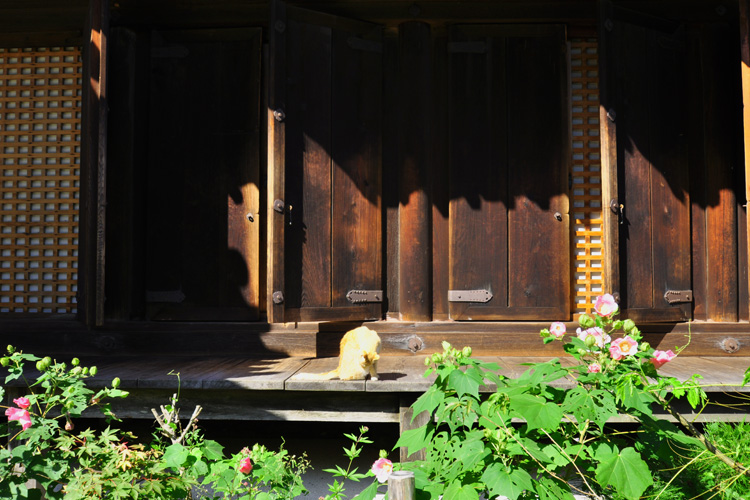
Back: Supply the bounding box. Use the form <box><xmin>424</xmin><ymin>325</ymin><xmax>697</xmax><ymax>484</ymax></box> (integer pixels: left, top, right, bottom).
<box><xmin>395</xmin><ymin>426</ymin><xmax>434</xmax><ymax>458</ymax></box>
<box><xmin>481</xmin><ymin>464</ymin><xmax>532</xmax><ymax>500</ymax></box>
<box><xmin>509</xmin><ymin>394</ymin><xmax>563</xmax><ymax>431</ymax></box>
<box><xmin>595</xmin><ymin>446</ymin><xmax>652</xmax><ymax>500</ymax></box>
<box><xmin>202</xmin><ymin>439</ymin><xmax>224</xmax><ymax>460</ymax></box>
<box><xmin>412</xmin><ymin>385</ymin><xmax>444</xmax><ymax>418</ymax></box>
<box><xmin>448</xmin><ymin>369</ymin><xmax>480</xmax><ymax>399</ymax></box>
<box><xmin>443</xmin><ymin>480</ymin><xmax>479</xmax><ymax>500</ymax></box>
<box><xmin>163</xmin><ymin>444</ymin><xmax>189</xmax><ymax>469</ymax></box>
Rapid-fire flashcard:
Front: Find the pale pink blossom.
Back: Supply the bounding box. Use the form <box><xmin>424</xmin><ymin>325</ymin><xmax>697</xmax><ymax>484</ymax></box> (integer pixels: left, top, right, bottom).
<box><xmin>594</xmin><ymin>294</ymin><xmax>619</xmax><ymax>317</ymax></box>
<box><xmin>549</xmin><ymin>322</ymin><xmax>566</xmax><ymax>338</ymax></box>
<box><xmin>650</xmin><ymin>350</ymin><xmax>676</xmax><ymax>369</ymax></box>
<box><xmin>238</xmin><ymin>457</ymin><xmax>253</xmax><ymax>474</ymax></box>
<box><xmin>13</xmin><ymin>397</ymin><xmax>30</xmax><ymax>409</ymax></box>
<box><xmin>609</xmin><ymin>336</ymin><xmax>638</xmax><ymax>360</ymax></box>
<box><xmin>587</xmin><ymin>363</ymin><xmax>602</xmax><ymax>373</ymax></box>
<box><xmin>576</xmin><ymin>327</ymin><xmax>611</xmax><ymax>349</ymax></box>
<box><xmin>371</xmin><ymin>458</ymin><xmax>393</xmax><ymax>483</ymax></box>
<box><xmin>5</xmin><ymin>407</ymin><xmax>32</xmax><ymax>430</ymax></box>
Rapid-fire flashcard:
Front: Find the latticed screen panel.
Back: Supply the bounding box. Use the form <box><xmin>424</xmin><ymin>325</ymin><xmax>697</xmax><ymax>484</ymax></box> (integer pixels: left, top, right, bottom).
<box><xmin>570</xmin><ymin>39</ymin><xmax>604</xmax><ymax>317</ymax></box>
<box><xmin>0</xmin><ymin>47</ymin><xmax>82</xmax><ymax>315</ymax></box>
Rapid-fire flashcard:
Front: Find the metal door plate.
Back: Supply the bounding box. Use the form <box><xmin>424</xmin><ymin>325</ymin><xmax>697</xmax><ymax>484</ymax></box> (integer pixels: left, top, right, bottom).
<box><xmin>448</xmin><ymin>290</ymin><xmax>493</xmax><ymax>303</ymax></box>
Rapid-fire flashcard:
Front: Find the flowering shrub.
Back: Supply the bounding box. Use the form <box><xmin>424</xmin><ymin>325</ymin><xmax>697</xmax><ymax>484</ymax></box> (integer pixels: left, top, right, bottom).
<box><xmin>395</xmin><ymin>295</ymin><xmax>749</xmax><ymax>500</ymax></box>
<box><xmin>0</xmin><ymin>348</ymin><xmax>310</xmax><ymax>500</ymax></box>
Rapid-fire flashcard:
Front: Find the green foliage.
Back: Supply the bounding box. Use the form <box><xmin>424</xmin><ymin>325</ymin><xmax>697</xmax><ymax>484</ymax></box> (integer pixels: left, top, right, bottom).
<box><xmin>0</xmin><ymin>349</ymin><xmax>311</xmax><ymax>500</ymax></box>
<box><xmin>395</xmin><ymin>299</ymin><xmax>750</xmax><ymax>500</ymax></box>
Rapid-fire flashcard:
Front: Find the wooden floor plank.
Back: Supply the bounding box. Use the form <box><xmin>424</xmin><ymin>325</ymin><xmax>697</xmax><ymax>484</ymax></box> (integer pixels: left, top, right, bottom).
<box><xmin>285</xmin><ymin>358</ymin><xmax>366</xmax><ymax>391</ymax></box>
<box><xmin>366</xmin><ymin>356</ymin><xmax>435</xmax><ymax>392</ymax></box>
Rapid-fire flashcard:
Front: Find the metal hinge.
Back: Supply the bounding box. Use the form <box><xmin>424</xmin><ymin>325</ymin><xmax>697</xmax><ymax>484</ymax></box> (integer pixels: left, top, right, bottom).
<box><xmin>664</xmin><ymin>290</ymin><xmax>693</xmax><ymax>305</ymax></box>
<box><xmin>448</xmin><ymin>289</ymin><xmax>493</xmax><ymax>303</ymax></box>
<box><xmin>346</xmin><ymin>290</ymin><xmax>383</xmax><ymax>304</ymax></box>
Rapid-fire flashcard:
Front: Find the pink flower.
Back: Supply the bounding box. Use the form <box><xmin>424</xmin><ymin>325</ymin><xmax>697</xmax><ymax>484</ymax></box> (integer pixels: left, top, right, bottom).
<box><xmin>650</xmin><ymin>350</ymin><xmax>676</xmax><ymax>369</ymax></box>
<box><xmin>5</xmin><ymin>407</ymin><xmax>32</xmax><ymax>430</ymax></box>
<box><xmin>549</xmin><ymin>322</ymin><xmax>566</xmax><ymax>338</ymax></box>
<box><xmin>587</xmin><ymin>363</ymin><xmax>602</xmax><ymax>373</ymax></box>
<box><xmin>238</xmin><ymin>457</ymin><xmax>253</xmax><ymax>474</ymax></box>
<box><xmin>576</xmin><ymin>327</ymin><xmax>611</xmax><ymax>349</ymax></box>
<box><xmin>609</xmin><ymin>336</ymin><xmax>638</xmax><ymax>361</ymax></box>
<box><xmin>594</xmin><ymin>294</ymin><xmax>619</xmax><ymax>317</ymax></box>
<box><xmin>371</xmin><ymin>457</ymin><xmax>393</xmax><ymax>483</ymax></box>
<box><xmin>13</xmin><ymin>397</ymin><xmax>30</xmax><ymax>410</ymax></box>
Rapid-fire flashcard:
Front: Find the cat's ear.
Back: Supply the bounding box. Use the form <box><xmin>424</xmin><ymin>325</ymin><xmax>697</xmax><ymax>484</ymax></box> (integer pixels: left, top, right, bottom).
<box><xmin>371</xmin><ymin>353</ymin><xmax>380</xmax><ymax>362</ymax></box>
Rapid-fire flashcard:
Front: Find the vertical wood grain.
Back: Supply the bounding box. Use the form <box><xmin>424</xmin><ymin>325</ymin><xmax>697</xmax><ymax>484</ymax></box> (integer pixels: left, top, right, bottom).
<box><xmin>398</xmin><ymin>22</ymin><xmax>432</xmax><ymax>321</ymax></box>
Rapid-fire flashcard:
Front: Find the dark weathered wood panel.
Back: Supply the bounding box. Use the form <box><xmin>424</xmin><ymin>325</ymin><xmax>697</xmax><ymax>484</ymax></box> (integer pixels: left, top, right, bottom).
<box><xmin>145</xmin><ymin>29</ymin><xmax>262</xmax><ymax>321</ymax></box>
<box><xmin>448</xmin><ymin>25</ymin><xmax>569</xmax><ymax>321</ymax></box>
<box><xmin>431</xmin><ymin>28</ymin><xmax>450</xmax><ymax>321</ymax></box>
<box><xmin>700</xmin><ymin>24</ymin><xmax>739</xmax><ymax>322</ymax></box>
<box><xmin>505</xmin><ymin>29</ymin><xmax>569</xmax><ymax>312</ymax></box>
<box><xmin>605</xmin><ymin>8</ymin><xmax>691</xmax><ymax>322</ymax></box>
<box><xmin>268</xmin><ymin>0</ymin><xmax>287</xmax><ymax>322</ymax></box>
<box><xmin>276</xmin><ymin>4</ymin><xmax>384</xmax><ymax>322</ymax></box>
<box><xmin>285</xmin><ymin>18</ymin><xmax>333</xmax><ymax>309</ymax></box>
<box><xmin>79</xmin><ymin>0</ymin><xmax>109</xmax><ymax>327</ymax></box>
<box><xmin>331</xmin><ymin>22</ymin><xmax>382</xmax><ymax>314</ymax></box>
<box><xmin>397</xmin><ymin>22</ymin><xmax>432</xmax><ymax>321</ymax></box>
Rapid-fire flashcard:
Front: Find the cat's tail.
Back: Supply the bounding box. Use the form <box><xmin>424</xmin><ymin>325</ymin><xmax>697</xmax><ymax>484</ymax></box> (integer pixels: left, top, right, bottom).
<box><xmin>293</xmin><ymin>369</ymin><xmax>339</xmax><ymax>380</ymax></box>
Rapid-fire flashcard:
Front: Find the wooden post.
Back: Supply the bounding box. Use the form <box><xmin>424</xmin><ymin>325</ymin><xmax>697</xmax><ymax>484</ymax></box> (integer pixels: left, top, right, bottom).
<box><xmin>388</xmin><ymin>471</ymin><xmax>415</xmax><ymax>500</ymax></box>
<box><xmin>739</xmin><ymin>0</ymin><xmax>750</xmax><ymax>320</ymax></box>
<box><xmin>397</xmin><ymin>22</ymin><xmax>432</xmax><ymax>321</ymax></box>
<box><xmin>80</xmin><ymin>0</ymin><xmax>109</xmax><ymax>327</ymax></box>
<box><xmin>399</xmin><ymin>395</ymin><xmax>428</xmax><ymax>462</ymax></box>
<box><xmin>597</xmin><ymin>0</ymin><xmax>620</xmax><ymax>301</ymax></box>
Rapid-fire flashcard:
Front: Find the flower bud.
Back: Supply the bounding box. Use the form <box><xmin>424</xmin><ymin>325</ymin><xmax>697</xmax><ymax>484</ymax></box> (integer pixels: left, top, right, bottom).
<box><xmin>112</xmin><ymin>377</ymin><xmax>121</xmax><ymax>388</ymax></box>
<box><xmin>36</xmin><ymin>360</ymin><xmax>46</xmax><ymax>372</ymax></box>
<box><xmin>579</xmin><ymin>314</ymin><xmax>595</xmax><ymax>329</ymax></box>
<box><xmin>577</xmin><ymin>348</ymin><xmax>587</xmax><ymax>356</ymax></box>
<box><xmin>585</xmin><ymin>334</ymin><xmax>597</xmax><ymax>347</ymax></box>
<box><xmin>6</xmin><ymin>345</ymin><xmax>14</xmax><ymax>354</ymax></box>
<box><xmin>42</xmin><ymin>356</ymin><xmax>52</xmax><ymax>368</ymax></box>
<box><xmin>639</xmin><ymin>342</ymin><xmax>651</xmax><ymax>352</ymax></box>
<box><xmin>612</xmin><ymin>320</ymin><xmax>624</xmax><ymax>330</ymax></box>
<box><xmin>424</xmin><ymin>356</ymin><xmax>431</xmax><ymax>366</ymax></box>
<box><xmin>90</xmin><ymin>366</ymin><xmax>98</xmax><ymax>376</ymax></box>
<box><xmin>623</xmin><ymin>319</ymin><xmax>636</xmax><ymax>332</ymax></box>
<box><xmin>65</xmin><ymin>420</ymin><xmax>74</xmax><ymax>431</ymax></box>
<box><xmin>442</xmin><ymin>341</ymin><xmax>452</xmax><ymax>352</ymax></box>
<box><xmin>70</xmin><ymin>366</ymin><xmax>82</xmax><ymax>375</ymax></box>
<box><xmin>71</xmin><ymin>357</ymin><xmax>80</xmax><ymax>367</ymax></box>
<box><xmin>0</xmin><ymin>357</ymin><xmax>9</xmax><ymax>367</ymax></box>
<box><xmin>462</xmin><ymin>346</ymin><xmax>472</xmax><ymax>358</ymax></box>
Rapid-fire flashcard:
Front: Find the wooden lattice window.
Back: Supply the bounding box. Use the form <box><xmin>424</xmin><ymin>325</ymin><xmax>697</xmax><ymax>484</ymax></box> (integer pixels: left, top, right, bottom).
<box><xmin>570</xmin><ymin>39</ymin><xmax>604</xmax><ymax>317</ymax></box>
<box><xmin>0</xmin><ymin>47</ymin><xmax>82</xmax><ymax>315</ymax></box>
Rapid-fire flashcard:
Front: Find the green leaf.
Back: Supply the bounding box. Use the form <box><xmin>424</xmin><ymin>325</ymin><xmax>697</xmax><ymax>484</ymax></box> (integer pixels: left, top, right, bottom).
<box><xmin>412</xmin><ymin>386</ymin><xmax>444</xmax><ymax>418</ymax></box>
<box><xmin>443</xmin><ymin>480</ymin><xmax>479</xmax><ymax>500</ymax></box>
<box><xmin>163</xmin><ymin>443</ymin><xmax>190</xmax><ymax>469</ymax></box>
<box><xmin>351</xmin><ymin>480</ymin><xmax>379</xmax><ymax>500</ymax></box>
<box><xmin>509</xmin><ymin>394</ymin><xmax>563</xmax><ymax>431</ymax></box>
<box><xmin>595</xmin><ymin>446</ymin><xmax>653</xmax><ymax>500</ymax></box>
<box><xmin>481</xmin><ymin>464</ymin><xmax>532</xmax><ymax>500</ymax></box>
<box><xmin>202</xmin><ymin>439</ymin><xmax>224</xmax><ymax>460</ymax></box>
<box><xmin>448</xmin><ymin>369</ymin><xmax>481</xmax><ymax>399</ymax></box>
<box><xmin>395</xmin><ymin>425</ymin><xmax>434</xmax><ymax>458</ymax></box>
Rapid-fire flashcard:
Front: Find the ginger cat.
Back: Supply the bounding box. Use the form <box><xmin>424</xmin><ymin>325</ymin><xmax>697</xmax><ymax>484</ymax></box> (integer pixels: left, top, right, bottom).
<box><xmin>296</xmin><ymin>326</ymin><xmax>381</xmax><ymax>381</ymax></box>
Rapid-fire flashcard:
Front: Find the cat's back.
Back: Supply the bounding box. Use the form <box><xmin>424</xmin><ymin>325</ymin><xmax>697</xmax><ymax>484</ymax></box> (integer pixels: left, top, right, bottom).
<box><xmin>343</xmin><ymin>326</ymin><xmax>381</xmax><ymax>353</ymax></box>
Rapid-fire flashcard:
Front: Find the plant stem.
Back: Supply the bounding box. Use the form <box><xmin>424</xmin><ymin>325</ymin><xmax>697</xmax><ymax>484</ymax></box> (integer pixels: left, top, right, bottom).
<box><xmin>654</xmin><ymin>393</ymin><xmax>750</xmax><ymax>478</ymax></box>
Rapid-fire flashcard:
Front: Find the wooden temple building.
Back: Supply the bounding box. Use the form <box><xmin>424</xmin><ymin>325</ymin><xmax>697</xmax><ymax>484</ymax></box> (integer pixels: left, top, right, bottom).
<box><xmin>2</xmin><ymin>0</ymin><xmax>750</xmax><ymax>429</ymax></box>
